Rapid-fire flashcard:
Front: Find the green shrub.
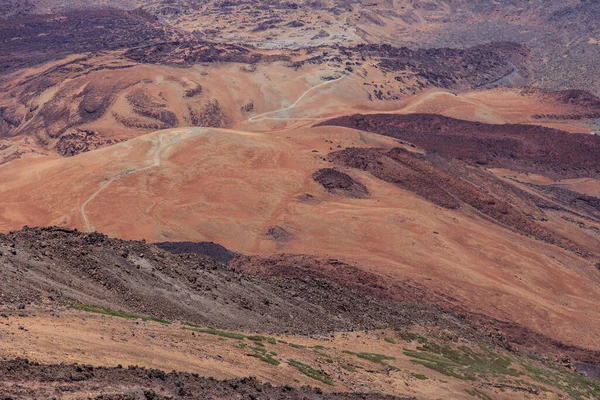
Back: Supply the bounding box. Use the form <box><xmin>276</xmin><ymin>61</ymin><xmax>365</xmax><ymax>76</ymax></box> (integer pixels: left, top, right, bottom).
<box><xmin>398</xmin><ymin>332</ymin><xmax>428</xmax><ymax>344</ymax></box>
<box><xmin>69</xmin><ymin>303</ymin><xmax>170</xmax><ymax>324</ymax></box>
<box><xmin>340</xmin><ymin>364</ymin><xmax>357</xmax><ymax>372</ymax></box>
<box><xmin>288</xmin><ymin>343</ymin><xmax>307</xmax><ymax>349</ymax></box>
<box><xmin>465</xmin><ymin>388</ymin><xmax>492</xmax><ymax>400</ymax></box>
<box><xmin>288</xmin><ymin>359</ymin><xmax>333</xmax><ymax>385</ymax></box>
<box><xmin>403</xmin><ymin>343</ymin><xmax>520</xmax><ymax>381</ymax></box>
<box><xmin>247</xmin><ymin>335</ymin><xmax>278</xmax><ymax>344</ymax></box>
<box><xmin>343</xmin><ymin>350</ymin><xmax>396</xmax><ymax>365</ymax></box>
<box><xmin>182</xmin><ymin>326</ymin><xmax>246</xmax><ymax>340</ymax></box>
<box><xmin>252</xmin><ymin>350</ymin><xmax>280</xmax><ymax>366</ymax></box>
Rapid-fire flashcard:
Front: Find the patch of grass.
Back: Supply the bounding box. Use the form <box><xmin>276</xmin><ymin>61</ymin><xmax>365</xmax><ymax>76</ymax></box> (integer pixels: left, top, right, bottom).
<box><xmin>182</xmin><ymin>321</ymin><xmax>201</xmax><ymax>328</ymax></box>
<box><xmin>384</xmin><ymin>337</ymin><xmax>397</xmax><ymax>344</ymax></box>
<box><xmin>520</xmin><ymin>360</ymin><xmax>600</xmax><ymax>400</ymax></box>
<box><xmin>182</xmin><ymin>326</ymin><xmax>246</xmax><ymax>340</ymax></box>
<box><xmin>340</xmin><ymin>364</ymin><xmax>357</xmax><ymax>372</ymax></box>
<box><xmin>255</xmin><ymin>354</ymin><xmax>280</xmax><ymax>365</ymax></box>
<box><xmin>235</xmin><ymin>343</ymin><xmax>248</xmax><ymax>349</ymax></box>
<box><xmin>465</xmin><ymin>388</ymin><xmax>492</xmax><ymax>400</ymax></box>
<box><xmin>403</xmin><ymin>342</ymin><xmax>520</xmax><ymax>381</ymax></box>
<box><xmin>249</xmin><ymin>345</ymin><xmax>279</xmax><ymax>365</ymax></box>
<box><xmin>409</xmin><ymin>359</ymin><xmax>476</xmax><ymax>381</ymax></box>
<box><xmin>413</xmin><ymin>373</ymin><xmax>428</xmax><ymax>380</ymax></box>
<box><xmin>68</xmin><ymin>303</ymin><xmax>170</xmax><ymax>324</ymax></box>
<box><xmin>288</xmin><ymin>359</ymin><xmax>333</xmax><ymax>385</ymax></box>
<box><xmin>313</xmin><ymin>345</ymin><xmax>325</xmax><ymax>350</ymax></box>
<box><xmin>288</xmin><ymin>343</ymin><xmax>307</xmax><ymax>349</ymax></box>
<box><xmin>247</xmin><ymin>335</ymin><xmax>278</xmax><ymax>344</ymax></box>
<box><xmin>343</xmin><ymin>350</ymin><xmax>396</xmax><ymax>365</ymax></box>
<box><xmin>397</xmin><ymin>331</ymin><xmax>428</xmax><ymax>344</ymax></box>
<box><xmin>250</xmin><ymin>346</ymin><xmax>280</xmax><ymax>366</ymax></box>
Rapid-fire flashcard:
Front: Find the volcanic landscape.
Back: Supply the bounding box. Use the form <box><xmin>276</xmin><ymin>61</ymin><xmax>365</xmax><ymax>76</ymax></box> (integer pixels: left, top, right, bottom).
<box><xmin>0</xmin><ymin>1</ymin><xmax>599</xmax><ymax>399</ymax></box>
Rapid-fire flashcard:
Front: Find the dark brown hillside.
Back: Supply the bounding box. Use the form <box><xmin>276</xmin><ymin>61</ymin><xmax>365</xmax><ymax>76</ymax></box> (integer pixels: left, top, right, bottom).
<box><xmin>0</xmin><ymin>8</ymin><xmax>176</xmax><ymax>75</ymax></box>
<box><xmin>0</xmin><ymin>359</ymin><xmax>412</xmax><ymax>400</ymax></box>
<box><xmin>319</xmin><ymin>114</ymin><xmax>600</xmax><ymax>180</ymax></box>
<box><xmin>0</xmin><ymin>227</ymin><xmax>471</xmax><ymax>335</ymax></box>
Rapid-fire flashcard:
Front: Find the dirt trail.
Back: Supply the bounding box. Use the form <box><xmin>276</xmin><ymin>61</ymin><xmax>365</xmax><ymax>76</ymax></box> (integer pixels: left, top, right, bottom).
<box><xmin>81</xmin><ymin>129</ymin><xmax>207</xmax><ymax>232</ymax></box>
<box><xmin>476</xmin><ymin>61</ymin><xmax>521</xmax><ymax>89</ymax></box>
<box><xmin>248</xmin><ymin>64</ymin><xmax>346</xmax><ymax>122</ymax></box>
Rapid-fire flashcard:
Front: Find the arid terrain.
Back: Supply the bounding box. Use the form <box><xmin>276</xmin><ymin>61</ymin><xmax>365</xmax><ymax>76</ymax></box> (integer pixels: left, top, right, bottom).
<box><xmin>0</xmin><ymin>0</ymin><xmax>599</xmax><ymax>399</ymax></box>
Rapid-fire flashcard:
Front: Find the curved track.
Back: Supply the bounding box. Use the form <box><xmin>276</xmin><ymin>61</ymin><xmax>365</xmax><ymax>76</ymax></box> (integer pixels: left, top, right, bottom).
<box><xmin>81</xmin><ymin>129</ymin><xmax>207</xmax><ymax>232</ymax></box>
<box><xmin>248</xmin><ymin>65</ymin><xmax>346</xmax><ymax>122</ymax></box>
<box><xmin>476</xmin><ymin>61</ymin><xmax>520</xmax><ymax>89</ymax></box>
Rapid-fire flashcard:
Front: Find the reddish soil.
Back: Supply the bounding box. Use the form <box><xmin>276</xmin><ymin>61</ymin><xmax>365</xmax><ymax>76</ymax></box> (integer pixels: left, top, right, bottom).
<box><xmin>326</xmin><ymin>147</ymin><xmax>595</xmax><ymax>257</ymax></box>
<box><xmin>0</xmin><ymin>359</ymin><xmax>411</xmax><ymax>400</ymax></box>
<box><xmin>319</xmin><ymin>113</ymin><xmax>600</xmax><ymax>180</ymax></box>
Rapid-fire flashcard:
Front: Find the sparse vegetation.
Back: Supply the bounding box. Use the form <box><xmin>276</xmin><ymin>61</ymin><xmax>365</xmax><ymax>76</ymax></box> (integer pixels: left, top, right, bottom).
<box><xmin>288</xmin><ymin>359</ymin><xmax>334</xmax><ymax>385</ymax></box>
<box><xmin>68</xmin><ymin>303</ymin><xmax>170</xmax><ymax>324</ymax></box>
<box><xmin>406</xmin><ymin>351</ymin><xmax>504</xmax><ymax>380</ymax></box>
<box><xmin>384</xmin><ymin>337</ymin><xmax>397</xmax><ymax>344</ymax></box>
<box><xmin>520</xmin><ymin>360</ymin><xmax>600</xmax><ymax>400</ymax></box>
<box><xmin>398</xmin><ymin>331</ymin><xmax>428</xmax><ymax>344</ymax></box>
<box><xmin>402</xmin><ymin>335</ymin><xmax>522</xmax><ymax>381</ymax></box>
<box><xmin>182</xmin><ymin>326</ymin><xmax>246</xmax><ymax>340</ymax></box>
<box><xmin>413</xmin><ymin>373</ymin><xmax>428</xmax><ymax>380</ymax></box>
<box><xmin>343</xmin><ymin>350</ymin><xmax>396</xmax><ymax>365</ymax></box>
<box><xmin>340</xmin><ymin>364</ymin><xmax>357</xmax><ymax>372</ymax></box>
<box><xmin>288</xmin><ymin>343</ymin><xmax>307</xmax><ymax>349</ymax></box>
<box><xmin>465</xmin><ymin>388</ymin><xmax>492</xmax><ymax>400</ymax></box>
<box><xmin>250</xmin><ymin>346</ymin><xmax>280</xmax><ymax>366</ymax></box>
<box><xmin>247</xmin><ymin>335</ymin><xmax>278</xmax><ymax>344</ymax></box>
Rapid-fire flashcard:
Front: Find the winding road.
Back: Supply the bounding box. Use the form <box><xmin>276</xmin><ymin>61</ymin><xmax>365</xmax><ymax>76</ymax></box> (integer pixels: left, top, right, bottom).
<box><xmin>248</xmin><ymin>64</ymin><xmax>347</xmax><ymax>122</ymax></box>
<box><xmin>476</xmin><ymin>61</ymin><xmax>520</xmax><ymax>89</ymax></box>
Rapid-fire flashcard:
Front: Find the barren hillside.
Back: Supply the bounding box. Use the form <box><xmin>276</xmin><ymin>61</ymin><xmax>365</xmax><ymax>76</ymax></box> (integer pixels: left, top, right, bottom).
<box><xmin>0</xmin><ymin>0</ymin><xmax>599</xmax><ymax>398</ymax></box>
